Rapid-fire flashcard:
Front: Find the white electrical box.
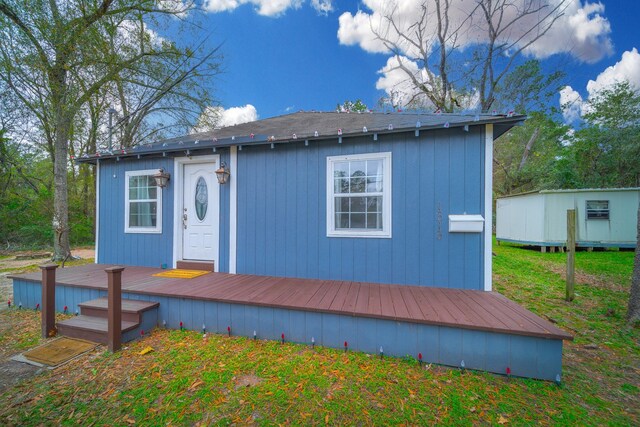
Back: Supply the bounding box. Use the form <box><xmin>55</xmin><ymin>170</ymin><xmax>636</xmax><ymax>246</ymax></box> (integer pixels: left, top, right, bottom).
<box><xmin>448</xmin><ymin>214</ymin><xmax>485</xmax><ymax>233</ymax></box>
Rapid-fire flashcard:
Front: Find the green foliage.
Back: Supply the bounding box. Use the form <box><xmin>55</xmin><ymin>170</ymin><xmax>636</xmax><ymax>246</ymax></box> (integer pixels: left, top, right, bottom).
<box><xmin>337</xmin><ymin>99</ymin><xmax>368</xmax><ymax>113</ymax></box>
<box><xmin>493</xmin><ymin>60</ymin><xmax>566</xmax><ymax>114</ymax></box>
<box><xmin>0</xmin><ymin>133</ymin><xmax>94</xmax><ymax>248</ymax></box>
<box><xmin>493</xmin><ymin>112</ymin><xmax>568</xmax><ymax>196</ymax></box>
<box><xmin>564</xmin><ymin>82</ymin><xmax>640</xmax><ymax>188</ymax></box>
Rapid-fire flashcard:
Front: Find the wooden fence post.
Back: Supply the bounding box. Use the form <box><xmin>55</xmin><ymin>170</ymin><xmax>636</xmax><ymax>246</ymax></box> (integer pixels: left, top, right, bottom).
<box><xmin>40</xmin><ymin>263</ymin><xmax>59</xmax><ymax>339</ymax></box>
<box><xmin>566</xmin><ymin>209</ymin><xmax>576</xmax><ymax>302</ymax></box>
<box><xmin>106</xmin><ymin>266</ymin><xmax>125</xmax><ymax>352</ymax></box>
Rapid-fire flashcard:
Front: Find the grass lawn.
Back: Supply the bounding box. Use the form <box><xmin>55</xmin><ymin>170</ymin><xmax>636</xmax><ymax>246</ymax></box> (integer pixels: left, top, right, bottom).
<box><xmin>0</xmin><ymin>243</ymin><xmax>638</xmax><ymax>426</ymax></box>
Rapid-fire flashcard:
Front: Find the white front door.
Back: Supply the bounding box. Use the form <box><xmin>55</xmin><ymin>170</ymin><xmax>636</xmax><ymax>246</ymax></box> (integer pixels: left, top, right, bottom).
<box><xmin>182</xmin><ymin>162</ymin><xmax>218</xmax><ymax>262</ymax></box>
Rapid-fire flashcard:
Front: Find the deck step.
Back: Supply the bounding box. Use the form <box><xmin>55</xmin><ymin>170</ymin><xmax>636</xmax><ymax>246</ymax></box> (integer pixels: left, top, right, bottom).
<box><xmin>176</xmin><ymin>260</ymin><xmax>215</xmax><ymax>271</ymax></box>
<box><xmin>79</xmin><ymin>298</ymin><xmax>159</xmax><ymax>323</ymax></box>
<box><xmin>57</xmin><ymin>315</ymin><xmax>138</xmax><ymax>345</ymax></box>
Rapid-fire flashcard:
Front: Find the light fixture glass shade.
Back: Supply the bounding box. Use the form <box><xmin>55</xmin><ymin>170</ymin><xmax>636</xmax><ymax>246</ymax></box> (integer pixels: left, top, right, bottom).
<box><xmin>153</xmin><ymin>168</ymin><xmax>170</xmax><ymax>188</ymax></box>
<box><xmin>215</xmin><ymin>162</ymin><xmax>230</xmax><ymax>184</ymax></box>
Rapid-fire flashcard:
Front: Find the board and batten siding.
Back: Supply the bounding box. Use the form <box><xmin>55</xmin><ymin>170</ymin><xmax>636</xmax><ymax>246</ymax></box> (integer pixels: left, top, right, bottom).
<box><xmin>97</xmin><ymin>150</ymin><xmax>232</xmax><ymax>270</ymax></box>
<box><xmin>236</xmin><ymin>126</ymin><xmax>487</xmax><ymax>289</ymax></box>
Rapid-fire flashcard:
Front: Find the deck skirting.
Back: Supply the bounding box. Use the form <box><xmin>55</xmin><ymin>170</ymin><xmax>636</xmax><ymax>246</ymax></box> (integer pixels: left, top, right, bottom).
<box><xmin>13</xmin><ymin>279</ymin><xmax>563</xmax><ymax>381</ymax></box>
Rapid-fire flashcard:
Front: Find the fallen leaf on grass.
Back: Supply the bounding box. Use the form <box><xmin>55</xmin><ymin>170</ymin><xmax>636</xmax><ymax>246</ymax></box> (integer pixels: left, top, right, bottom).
<box><xmin>498</xmin><ymin>415</ymin><xmax>508</xmax><ymax>424</ymax></box>
<box><xmin>138</xmin><ymin>347</ymin><xmax>154</xmax><ymax>355</ymax></box>
<box><xmin>189</xmin><ymin>379</ymin><xmax>204</xmax><ymax>391</ymax></box>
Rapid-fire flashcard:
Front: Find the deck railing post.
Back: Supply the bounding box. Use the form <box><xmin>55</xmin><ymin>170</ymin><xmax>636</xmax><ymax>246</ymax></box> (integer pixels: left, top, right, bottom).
<box><xmin>566</xmin><ymin>209</ymin><xmax>576</xmax><ymax>302</ymax></box>
<box><xmin>106</xmin><ymin>266</ymin><xmax>125</xmax><ymax>352</ymax></box>
<box><xmin>39</xmin><ymin>263</ymin><xmax>59</xmax><ymax>339</ymax></box>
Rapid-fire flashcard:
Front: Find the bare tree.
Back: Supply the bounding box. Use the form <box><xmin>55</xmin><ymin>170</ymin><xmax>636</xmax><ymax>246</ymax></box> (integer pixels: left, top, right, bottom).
<box><xmin>373</xmin><ymin>0</ymin><xmax>568</xmax><ymax>112</ymax></box>
<box><xmin>0</xmin><ymin>0</ymin><xmax>220</xmax><ymax>260</ymax></box>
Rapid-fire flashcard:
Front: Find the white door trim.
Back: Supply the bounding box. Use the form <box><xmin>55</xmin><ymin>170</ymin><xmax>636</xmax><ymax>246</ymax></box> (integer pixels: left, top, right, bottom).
<box><xmin>173</xmin><ymin>155</ymin><xmax>221</xmax><ymax>269</ymax></box>
<box><xmin>484</xmin><ymin>124</ymin><xmax>493</xmax><ymax>291</ymax></box>
<box><xmin>229</xmin><ymin>146</ymin><xmax>238</xmax><ymax>274</ymax></box>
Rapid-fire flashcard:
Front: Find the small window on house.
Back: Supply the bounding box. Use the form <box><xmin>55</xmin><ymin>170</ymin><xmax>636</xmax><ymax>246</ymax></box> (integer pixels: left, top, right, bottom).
<box><xmin>586</xmin><ymin>200</ymin><xmax>609</xmax><ymax>220</ymax></box>
<box><xmin>125</xmin><ymin>170</ymin><xmax>163</xmax><ymax>233</ymax></box>
<box><xmin>326</xmin><ymin>152</ymin><xmax>392</xmax><ymax>238</ymax></box>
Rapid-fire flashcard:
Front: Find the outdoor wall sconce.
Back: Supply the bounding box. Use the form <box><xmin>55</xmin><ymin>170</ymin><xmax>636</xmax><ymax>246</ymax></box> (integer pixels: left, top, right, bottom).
<box><xmin>153</xmin><ymin>168</ymin><xmax>171</xmax><ymax>188</ymax></box>
<box><xmin>215</xmin><ymin>162</ymin><xmax>230</xmax><ymax>184</ymax></box>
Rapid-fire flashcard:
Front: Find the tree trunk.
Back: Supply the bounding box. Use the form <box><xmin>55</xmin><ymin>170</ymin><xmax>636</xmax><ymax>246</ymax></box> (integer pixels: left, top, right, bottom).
<box><xmin>519</xmin><ymin>127</ymin><xmax>540</xmax><ymax>171</ymax></box>
<box><xmin>627</xmin><ymin>203</ymin><xmax>640</xmax><ymax>323</ymax></box>
<box><xmin>52</xmin><ymin>108</ymin><xmax>72</xmax><ymax>261</ymax></box>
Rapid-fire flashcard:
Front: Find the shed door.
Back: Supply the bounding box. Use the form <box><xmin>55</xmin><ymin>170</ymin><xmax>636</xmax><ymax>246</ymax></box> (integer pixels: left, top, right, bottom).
<box><xmin>182</xmin><ymin>162</ymin><xmax>218</xmax><ymax>262</ymax></box>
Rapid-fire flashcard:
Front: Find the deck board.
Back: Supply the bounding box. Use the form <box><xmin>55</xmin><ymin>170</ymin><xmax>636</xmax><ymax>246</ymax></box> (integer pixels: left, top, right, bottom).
<box><xmin>9</xmin><ymin>264</ymin><xmax>572</xmax><ymax>340</ymax></box>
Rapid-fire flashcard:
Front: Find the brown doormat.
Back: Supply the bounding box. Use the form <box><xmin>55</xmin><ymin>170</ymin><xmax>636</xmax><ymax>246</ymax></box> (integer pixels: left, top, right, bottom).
<box><xmin>23</xmin><ymin>337</ymin><xmax>97</xmax><ymax>367</ymax></box>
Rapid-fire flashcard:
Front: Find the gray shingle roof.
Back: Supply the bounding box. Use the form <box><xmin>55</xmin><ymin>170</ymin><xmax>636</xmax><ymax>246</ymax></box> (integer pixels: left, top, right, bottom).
<box><xmin>76</xmin><ymin>111</ymin><xmax>525</xmax><ymax>163</ymax></box>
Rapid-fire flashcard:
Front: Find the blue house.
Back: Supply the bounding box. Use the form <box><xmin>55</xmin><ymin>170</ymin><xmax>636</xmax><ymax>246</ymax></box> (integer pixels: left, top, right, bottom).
<box><xmin>94</xmin><ymin>112</ymin><xmax>513</xmax><ymax>287</ymax></box>
<box><xmin>11</xmin><ymin>112</ymin><xmax>572</xmax><ymax>380</ymax></box>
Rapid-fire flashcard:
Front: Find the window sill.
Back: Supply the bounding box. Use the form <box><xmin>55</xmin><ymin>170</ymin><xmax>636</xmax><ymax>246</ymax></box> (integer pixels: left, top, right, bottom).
<box><xmin>327</xmin><ymin>230</ymin><xmax>391</xmax><ymax>239</ymax></box>
<box><xmin>124</xmin><ymin>228</ymin><xmax>163</xmax><ymax>234</ymax></box>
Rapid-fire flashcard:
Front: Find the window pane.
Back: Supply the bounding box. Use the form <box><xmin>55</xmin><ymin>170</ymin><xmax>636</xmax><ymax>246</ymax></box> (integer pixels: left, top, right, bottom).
<box><xmin>335</xmin><ymin>197</ymin><xmax>350</xmax><ymax>213</ymax></box>
<box><xmin>334</xmin><ymin>178</ymin><xmax>349</xmax><ymax>194</ymax></box>
<box><xmin>366</xmin><ymin>213</ymin><xmax>382</xmax><ymax>229</ymax></box>
<box><xmin>350</xmin><ymin>213</ymin><xmax>366</xmax><ymax>228</ymax></box>
<box><xmin>129</xmin><ymin>201</ymin><xmax>157</xmax><ymax>227</ymax></box>
<box><xmin>366</xmin><ymin>176</ymin><xmax>382</xmax><ymax>192</ymax></box>
<box><xmin>350</xmin><ymin>176</ymin><xmax>366</xmax><ymax>193</ymax></box>
<box><xmin>367</xmin><ymin>159</ymin><xmax>382</xmax><ymax>176</ymax></box>
<box><xmin>350</xmin><ymin>197</ymin><xmax>366</xmax><ymax>213</ymax></box>
<box><xmin>350</xmin><ymin>161</ymin><xmax>366</xmax><ymax>177</ymax></box>
<box><xmin>367</xmin><ymin>196</ymin><xmax>380</xmax><ymax>213</ymax></box>
<box><xmin>335</xmin><ymin>213</ymin><xmax>350</xmax><ymax>229</ymax></box>
<box><xmin>334</xmin><ymin>162</ymin><xmax>349</xmax><ymax>178</ymax></box>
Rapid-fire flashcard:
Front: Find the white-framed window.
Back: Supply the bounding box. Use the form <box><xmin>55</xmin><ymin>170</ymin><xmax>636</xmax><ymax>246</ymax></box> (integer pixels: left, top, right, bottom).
<box><xmin>326</xmin><ymin>152</ymin><xmax>392</xmax><ymax>238</ymax></box>
<box><xmin>125</xmin><ymin>170</ymin><xmax>163</xmax><ymax>233</ymax></box>
<box><xmin>586</xmin><ymin>200</ymin><xmax>609</xmax><ymax>220</ymax></box>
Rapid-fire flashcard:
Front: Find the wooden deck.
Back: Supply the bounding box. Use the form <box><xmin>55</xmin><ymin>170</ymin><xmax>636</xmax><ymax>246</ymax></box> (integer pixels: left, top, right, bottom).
<box><xmin>11</xmin><ymin>264</ymin><xmax>572</xmax><ymax>341</ymax></box>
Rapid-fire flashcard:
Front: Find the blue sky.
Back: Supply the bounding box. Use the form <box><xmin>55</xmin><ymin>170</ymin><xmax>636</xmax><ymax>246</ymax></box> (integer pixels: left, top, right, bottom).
<box><xmin>172</xmin><ymin>1</ymin><xmax>640</xmax><ymax>124</ymax></box>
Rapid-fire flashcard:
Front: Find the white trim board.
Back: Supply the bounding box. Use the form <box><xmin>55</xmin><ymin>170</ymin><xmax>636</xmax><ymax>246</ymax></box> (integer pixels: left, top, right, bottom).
<box><xmin>229</xmin><ymin>146</ymin><xmax>238</xmax><ymax>274</ymax></box>
<box><xmin>172</xmin><ymin>155</ymin><xmax>221</xmax><ymax>270</ymax></box>
<box><xmin>325</xmin><ymin>151</ymin><xmax>392</xmax><ymax>238</ymax></box>
<box><xmin>124</xmin><ymin>169</ymin><xmax>163</xmax><ymax>234</ymax></box>
<box><xmin>484</xmin><ymin>124</ymin><xmax>494</xmax><ymax>292</ymax></box>
<box><xmin>94</xmin><ymin>161</ymin><xmax>100</xmax><ymax>264</ymax></box>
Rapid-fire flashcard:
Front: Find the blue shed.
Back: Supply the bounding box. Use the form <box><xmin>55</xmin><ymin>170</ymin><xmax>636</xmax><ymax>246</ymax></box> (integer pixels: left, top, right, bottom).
<box><xmin>90</xmin><ymin>112</ymin><xmax>519</xmax><ymax>291</ymax></box>
<box><xmin>11</xmin><ymin>111</ymin><xmax>574</xmax><ymax>381</ymax></box>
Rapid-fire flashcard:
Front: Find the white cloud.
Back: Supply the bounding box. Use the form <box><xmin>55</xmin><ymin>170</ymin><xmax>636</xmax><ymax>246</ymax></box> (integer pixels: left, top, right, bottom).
<box><xmin>337</xmin><ymin>0</ymin><xmax>613</xmax><ymax>63</ymax></box>
<box><xmin>585</xmin><ymin>48</ymin><xmax>640</xmax><ymax>95</ymax></box>
<box><xmin>219</xmin><ymin>104</ymin><xmax>259</xmax><ymax>126</ymax></box>
<box><xmin>527</xmin><ymin>1</ymin><xmax>613</xmax><ymax>63</ymax></box>
<box><xmin>560</xmin><ymin>48</ymin><xmax>640</xmax><ymax>122</ymax></box>
<box><xmin>375</xmin><ymin>55</ymin><xmax>480</xmax><ymax>110</ymax></box>
<box><xmin>193</xmin><ymin>105</ymin><xmax>258</xmax><ymax>133</ymax></box>
<box><xmin>559</xmin><ymin>86</ymin><xmax>583</xmax><ymax>123</ymax></box>
<box><xmin>311</xmin><ymin>0</ymin><xmax>333</xmax><ymax>15</ymax></box>
<box><xmin>203</xmin><ymin>0</ymin><xmax>302</xmax><ymax>16</ymax></box>
<box><xmin>157</xmin><ymin>0</ymin><xmax>191</xmax><ymax>18</ymax></box>
<box><xmin>375</xmin><ymin>56</ymin><xmax>425</xmax><ymax>107</ymax></box>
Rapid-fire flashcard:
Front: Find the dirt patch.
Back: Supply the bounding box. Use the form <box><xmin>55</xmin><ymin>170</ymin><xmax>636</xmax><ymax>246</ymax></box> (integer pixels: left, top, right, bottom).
<box><xmin>543</xmin><ymin>262</ymin><xmax>627</xmax><ymax>293</ymax></box>
<box><xmin>0</xmin><ymin>275</ymin><xmax>12</xmax><ymax>312</ymax></box>
<box><xmin>0</xmin><ymin>248</ymin><xmax>95</xmax><ymax>272</ymax></box>
<box><xmin>0</xmin><ymin>360</ymin><xmax>44</xmax><ymax>393</ymax></box>
<box><xmin>234</xmin><ymin>374</ymin><xmax>262</xmax><ymax>389</ymax></box>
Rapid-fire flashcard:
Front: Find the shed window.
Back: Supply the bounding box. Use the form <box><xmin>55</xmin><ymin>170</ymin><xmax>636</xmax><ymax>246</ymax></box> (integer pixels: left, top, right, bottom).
<box><xmin>125</xmin><ymin>170</ymin><xmax>163</xmax><ymax>233</ymax></box>
<box><xmin>326</xmin><ymin>152</ymin><xmax>391</xmax><ymax>238</ymax></box>
<box><xmin>586</xmin><ymin>200</ymin><xmax>609</xmax><ymax>220</ymax></box>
